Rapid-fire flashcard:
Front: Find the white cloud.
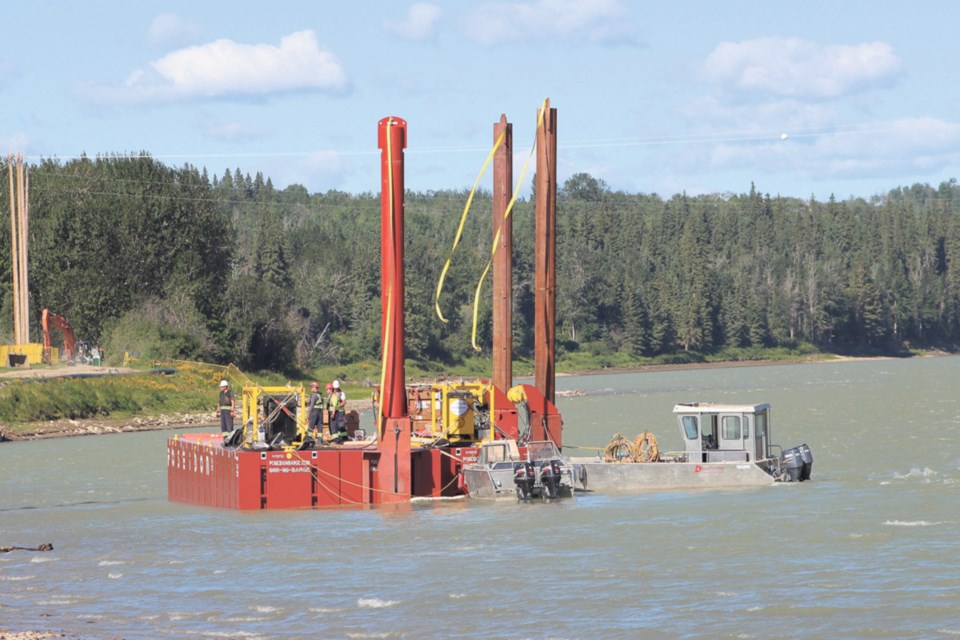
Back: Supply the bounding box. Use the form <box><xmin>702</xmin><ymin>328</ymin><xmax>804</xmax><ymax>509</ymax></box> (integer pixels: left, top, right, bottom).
<box><xmin>384</xmin><ymin>3</ymin><xmax>442</xmax><ymax>40</ymax></box>
<box><xmin>147</xmin><ymin>14</ymin><xmax>202</xmax><ymax>48</ymax></box>
<box><xmin>463</xmin><ymin>0</ymin><xmax>636</xmax><ymax>46</ymax></box>
<box><xmin>82</xmin><ymin>30</ymin><xmax>347</xmax><ymax>104</ymax></box>
<box><xmin>704</xmin><ymin>37</ymin><xmax>902</xmax><ymax>99</ymax></box>
<box><xmin>682</xmin><ymin>95</ymin><xmax>837</xmax><ymax>136</ymax></box>
<box><xmin>705</xmin><ymin>117</ymin><xmax>960</xmax><ymax>181</ymax></box>
<box><xmin>671</xmin><ymin>37</ymin><xmax>951</xmax><ymax>194</ymax></box>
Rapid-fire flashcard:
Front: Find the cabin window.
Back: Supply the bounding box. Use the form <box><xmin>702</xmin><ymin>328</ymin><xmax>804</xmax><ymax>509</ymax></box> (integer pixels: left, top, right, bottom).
<box><xmin>743</xmin><ymin>418</ymin><xmax>750</xmax><ymax>439</ymax></box>
<box><xmin>681</xmin><ymin>415</ymin><xmax>698</xmax><ymax>439</ymax></box>
<box><xmin>486</xmin><ymin>445</ymin><xmax>507</xmax><ymax>462</ymax></box>
<box><xmin>721</xmin><ymin>415</ymin><xmax>741</xmax><ymax>440</ymax></box>
<box><xmin>756</xmin><ymin>411</ymin><xmax>767</xmax><ymax>437</ymax></box>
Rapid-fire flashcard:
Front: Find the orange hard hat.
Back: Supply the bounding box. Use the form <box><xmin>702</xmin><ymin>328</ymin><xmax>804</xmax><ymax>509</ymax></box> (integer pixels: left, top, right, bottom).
<box><xmin>325</xmin><ymin>383</ymin><xmax>334</xmax><ymax>391</ymax></box>
<box><xmin>310</xmin><ymin>381</ymin><xmax>319</xmax><ymax>389</ymax></box>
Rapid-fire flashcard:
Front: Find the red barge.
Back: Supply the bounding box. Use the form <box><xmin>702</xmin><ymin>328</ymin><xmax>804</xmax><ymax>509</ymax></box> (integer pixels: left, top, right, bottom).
<box><xmin>168</xmin><ymin>106</ymin><xmax>565</xmax><ymax>509</ymax></box>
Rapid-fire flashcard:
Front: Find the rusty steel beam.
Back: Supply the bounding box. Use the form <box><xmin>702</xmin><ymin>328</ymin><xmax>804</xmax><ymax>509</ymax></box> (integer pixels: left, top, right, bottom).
<box><xmin>377</xmin><ymin>116</ymin><xmax>411</xmax><ymax>502</ymax></box>
<box><xmin>378</xmin><ymin>117</ymin><xmax>408</xmax><ymax>423</ymax></box>
<box><xmin>534</xmin><ymin>102</ymin><xmax>557</xmax><ymax>406</ymax></box>
<box><xmin>492</xmin><ymin>114</ymin><xmax>513</xmax><ymax>394</ymax></box>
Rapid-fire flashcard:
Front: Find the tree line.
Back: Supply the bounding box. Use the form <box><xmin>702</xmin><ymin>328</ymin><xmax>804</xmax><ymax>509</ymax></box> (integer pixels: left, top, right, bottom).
<box><xmin>2</xmin><ymin>154</ymin><xmax>960</xmax><ymax>372</ymax></box>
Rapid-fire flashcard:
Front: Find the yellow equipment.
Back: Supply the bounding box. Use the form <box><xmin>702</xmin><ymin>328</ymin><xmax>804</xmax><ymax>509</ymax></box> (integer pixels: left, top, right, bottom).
<box><xmin>240</xmin><ymin>384</ymin><xmax>307</xmax><ymax>448</ymax></box>
<box><xmin>422</xmin><ymin>380</ymin><xmax>496</xmax><ymax>444</ymax></box>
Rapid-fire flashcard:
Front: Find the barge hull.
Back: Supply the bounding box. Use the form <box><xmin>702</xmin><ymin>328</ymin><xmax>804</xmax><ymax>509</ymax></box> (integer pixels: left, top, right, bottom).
<box><xmin>168</xmin><ymin>434</ymin><xmax>469</xmax><ymax>509</ymax></box>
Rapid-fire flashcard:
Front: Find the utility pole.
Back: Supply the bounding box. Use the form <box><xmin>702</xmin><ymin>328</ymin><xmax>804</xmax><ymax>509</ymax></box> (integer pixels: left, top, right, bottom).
<box><xmin>8</xmin><ymin>153</ymin><xmax>29</xmax><ymax>348</ymax></box>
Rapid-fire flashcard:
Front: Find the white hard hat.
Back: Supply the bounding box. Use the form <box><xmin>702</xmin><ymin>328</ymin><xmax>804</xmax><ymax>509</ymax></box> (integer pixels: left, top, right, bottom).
<box><xmin>332</xmin><ymin>380</ymin><xmax>340</xmax><ymax>389</ymax></box>
<box><xmin>219</xmin><ymin>380</ymin><xmax>229</xmax><ymax>387</ymax></box>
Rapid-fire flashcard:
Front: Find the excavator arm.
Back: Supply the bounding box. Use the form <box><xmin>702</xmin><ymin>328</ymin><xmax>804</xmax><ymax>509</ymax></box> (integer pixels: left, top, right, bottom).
<box><xmin>41</xmin><ymin>308</ymin><xmax>77</xmax><ymax>363</ymax></box>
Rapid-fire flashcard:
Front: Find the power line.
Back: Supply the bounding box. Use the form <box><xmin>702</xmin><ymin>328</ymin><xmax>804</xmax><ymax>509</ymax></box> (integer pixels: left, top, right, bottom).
<box><xmin>17</xmin><ymin>119</ymin><xmax>939</xmax><ymax>164</ymax></box>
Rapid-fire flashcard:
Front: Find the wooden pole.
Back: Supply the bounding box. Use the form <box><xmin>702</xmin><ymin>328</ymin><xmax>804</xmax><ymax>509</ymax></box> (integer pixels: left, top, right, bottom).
<box><xmin>19</xmin><ymin>157</ymin><xmax>28</xmax><ymax>343</ymax></box>
<box><xmin>8</xmin><ymin>154</ymin><xmax>20</xmax><ymax>346</ymax></box>
<box><xmin>20</xmin><ymin>157</ymin><xmax>30</xmax><ymax>344</ymax></box>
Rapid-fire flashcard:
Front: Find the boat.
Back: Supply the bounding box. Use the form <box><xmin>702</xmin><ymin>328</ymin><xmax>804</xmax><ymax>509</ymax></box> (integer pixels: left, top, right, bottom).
<box><xmin>567</xmin><ymin>402</ymin><xmax>812</xmax><ymax>491</ymax></box>
<box><xmin>461</xmin><ymin>439</ymin><xmax>586</xmax><ymax>499</ymax></box>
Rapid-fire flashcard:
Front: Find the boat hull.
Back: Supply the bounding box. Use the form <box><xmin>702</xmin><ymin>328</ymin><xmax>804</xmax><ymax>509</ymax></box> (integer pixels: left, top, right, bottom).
<box><xmin>567</xmin><ymin>457</ymin><xmax>778</xmax><ymax>491</ymax></box>
<box><xmin>461</xmin><ymin>466</ymin><xmax>516</xmax><ymax>499</ymax></box>
<box><xmin>462</xmin><ymin>462</ymin><xmax>581</xmax><ymax>499</ymax></box>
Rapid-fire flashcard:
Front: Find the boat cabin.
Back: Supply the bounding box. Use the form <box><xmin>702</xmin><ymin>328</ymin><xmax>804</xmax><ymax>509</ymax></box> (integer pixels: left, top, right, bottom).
<box><xmin>673</xmin><ymin>403</ymin><xmax>772</xmax><ymax>463</ymax></box>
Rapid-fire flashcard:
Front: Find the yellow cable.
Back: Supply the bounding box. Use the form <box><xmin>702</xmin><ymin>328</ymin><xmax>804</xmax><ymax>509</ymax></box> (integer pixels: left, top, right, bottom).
<box><xmin>434</xmin><ymin>129</ymin><xmax>506</xmax><ymax>323</ymax></box>
<box><xmin>470</xmin><ymin>98</ymin><xmax>548</xmax><ymax>350</ymax></box>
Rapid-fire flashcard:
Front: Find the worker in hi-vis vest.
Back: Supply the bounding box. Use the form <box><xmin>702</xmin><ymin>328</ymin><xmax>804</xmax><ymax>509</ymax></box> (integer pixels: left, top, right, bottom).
<box><xmin>327</xmin><ymin>379</ymin><xmax>347</xmax><ymax>439</ymax></box>
<box><xmin>218</xmin><ymin>379</ymin><xmax>235</xmax><ymax>433</ymax></box>
<box><xmin>307</xmin><ymin>381</ymin><xmax>323</xmax><ymax>439</ymax></box>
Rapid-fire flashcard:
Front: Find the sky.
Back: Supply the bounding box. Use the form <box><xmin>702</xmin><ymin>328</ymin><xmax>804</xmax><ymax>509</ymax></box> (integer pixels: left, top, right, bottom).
<box><xmin>2</xmin><ymin>0</ymin><xmax>959</xmax><ymax>202</ymax></box>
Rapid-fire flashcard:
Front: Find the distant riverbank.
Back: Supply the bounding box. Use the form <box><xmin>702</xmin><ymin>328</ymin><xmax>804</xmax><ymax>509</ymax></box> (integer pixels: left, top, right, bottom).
<box><xmin>2</xmin><ymin>352</ymin><xmax>935</xmax><ymax>442</ymax></box>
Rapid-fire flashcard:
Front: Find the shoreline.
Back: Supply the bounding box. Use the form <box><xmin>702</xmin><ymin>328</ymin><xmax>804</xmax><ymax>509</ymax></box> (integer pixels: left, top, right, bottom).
<box><xmin>0</xmin><ymin>353</ymin><xmax>943</xmax><ymax>442</ymax></box>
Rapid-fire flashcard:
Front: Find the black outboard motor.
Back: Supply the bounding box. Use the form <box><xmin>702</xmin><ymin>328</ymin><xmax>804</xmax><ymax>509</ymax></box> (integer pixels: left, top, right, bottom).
<box><xmin>781</xmin><ymin>444</ymin><xmax>813</xmax><ymax>482</ymax></box>
<box><xmin>798</xmin><ymin>443</ymin><xmax>813</xmax><ymax>481</ymax></box>
<box><xmin>539</xmin><ymin>460</ymin><xmax>563</xmax><ymax>499</ymax></box>
<box><xmin>514</xmin><ymin>462</ymin><xmax>536</xmax><ymax>499</ymax></box>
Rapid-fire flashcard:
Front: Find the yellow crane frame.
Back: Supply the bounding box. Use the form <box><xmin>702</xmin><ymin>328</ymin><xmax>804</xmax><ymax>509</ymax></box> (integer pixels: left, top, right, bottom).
<box><xmin>240</xmin><ymin>384</ymin><xmax>307</xmax><ymax>448</ymax></box>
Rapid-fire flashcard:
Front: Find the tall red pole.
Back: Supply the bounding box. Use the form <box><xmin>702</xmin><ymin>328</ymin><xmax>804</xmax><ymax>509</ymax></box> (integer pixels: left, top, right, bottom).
<box><xmin>534</xmin><ymin>102</ymin><xmax>557</xmax><ymax>408</ymax></box>
<box><xmin>378</xmin><ymin>117</ymin><xmax>408</xmax><ymax>422</ymax></box>
<box><xmin>492</xmin><ymin>115</ymin><xmax>513</xmax><ymax>394</ymax></box>
<box><xmin>376</xmin><ymin>117</ymin><xmax>410</xmax><ymax>502</ymax></box>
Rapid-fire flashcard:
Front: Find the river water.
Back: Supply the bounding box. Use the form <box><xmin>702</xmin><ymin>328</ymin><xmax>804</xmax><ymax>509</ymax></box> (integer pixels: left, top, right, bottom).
<box><xmin>1</xmin><ymin>357</ymin><xmax>959</xmax><ymax>639</ymax></box>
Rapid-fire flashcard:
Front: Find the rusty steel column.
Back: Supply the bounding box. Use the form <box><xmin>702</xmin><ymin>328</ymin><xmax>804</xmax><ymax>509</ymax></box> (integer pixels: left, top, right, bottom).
<box><xmin>378</xmin><ymin>117</ymin><xmax>408</xmax><ymax>422</ymax></box>
<box><xmin>534</xmin><ymin>102</ymin><xmax>557</xmax><ymax>405</ymax></box>
<box><xmin>492</xmin><ymin>115</ymin><xmax>513</xmax><ymax>394</ymax></box>
<box><xmin>377</xmin><ymin>116</ymin><xmax>411</xmax><ymax>502</ymax></box>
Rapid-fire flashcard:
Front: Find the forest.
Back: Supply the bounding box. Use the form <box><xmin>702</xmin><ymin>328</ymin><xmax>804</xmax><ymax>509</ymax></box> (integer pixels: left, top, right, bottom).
<box><xmin>3</xmin><ymin>153</ymin><xmax>960</xmax><ymax>373</ymax></box>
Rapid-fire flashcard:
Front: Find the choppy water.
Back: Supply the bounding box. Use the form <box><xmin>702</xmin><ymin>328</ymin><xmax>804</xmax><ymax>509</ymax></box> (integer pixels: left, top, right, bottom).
<box><xmin>2</xmin><ymin>357</ymin><xmax>959</xmax><ymax>639</ymax></box>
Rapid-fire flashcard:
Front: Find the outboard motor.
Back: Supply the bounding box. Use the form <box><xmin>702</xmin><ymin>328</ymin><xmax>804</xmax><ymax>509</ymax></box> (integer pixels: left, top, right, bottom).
<box><xmin>781</xmin><ymin>444</ymin><xmax>813</xmax><ymax>482</ymax></box>
<box><xmin>539</xmin><ymin>460</ymin><xmax>563</xmax><ymax>499</ymax></box>
<box><xmin>514</xmin><ymin>462</ymin><xmax>536</xmax><ymax>499</ymax></box>
<box><xmin>798</xmin><ymin>443</ymin><xmax>813</xmax><ymax>481</ymax></box>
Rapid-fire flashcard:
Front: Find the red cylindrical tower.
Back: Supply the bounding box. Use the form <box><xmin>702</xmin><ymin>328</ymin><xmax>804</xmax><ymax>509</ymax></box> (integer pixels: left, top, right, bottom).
<box><xmin>376</xmin><ymin>117</ymin><xmax>411</xmax><ymax>503</ymax></box>
<box><xmin>378</xmin><ymin>117</ymin><xmax>408</xmax><ymax>422</ymax></box>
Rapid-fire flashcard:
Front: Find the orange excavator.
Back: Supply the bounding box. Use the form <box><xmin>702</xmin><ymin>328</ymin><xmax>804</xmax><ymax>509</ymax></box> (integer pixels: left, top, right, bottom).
<box><xmin>41</xmin><ymin>308</ymin><xmax>77</xmax><ymax>364</ymax></box>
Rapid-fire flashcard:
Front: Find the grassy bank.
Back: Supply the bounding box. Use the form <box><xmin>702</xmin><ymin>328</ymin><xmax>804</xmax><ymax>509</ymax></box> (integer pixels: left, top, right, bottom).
<box><xmin>0</xmin><ymin>366</ymin><xmax>214</xmax><ymax>425</ymax></box>
<box><xmin>0</xmin><ymin>344</ymin><xmax>862</xmax><ymax>433</ymax></box>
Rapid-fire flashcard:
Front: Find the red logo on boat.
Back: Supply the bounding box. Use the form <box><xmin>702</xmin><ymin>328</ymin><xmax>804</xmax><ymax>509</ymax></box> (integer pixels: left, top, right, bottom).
<box><xmin>695</xmin><ymin>465</ymin><xmax>702</xmax><ymax>472</ymax></box>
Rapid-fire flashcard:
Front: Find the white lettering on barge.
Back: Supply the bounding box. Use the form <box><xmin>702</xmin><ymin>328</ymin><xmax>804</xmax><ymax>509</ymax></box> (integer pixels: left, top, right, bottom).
<box><xmin>267</xmin><ymin>459</ymin><xmax>312</xmax><ymax>474</ymax></box>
